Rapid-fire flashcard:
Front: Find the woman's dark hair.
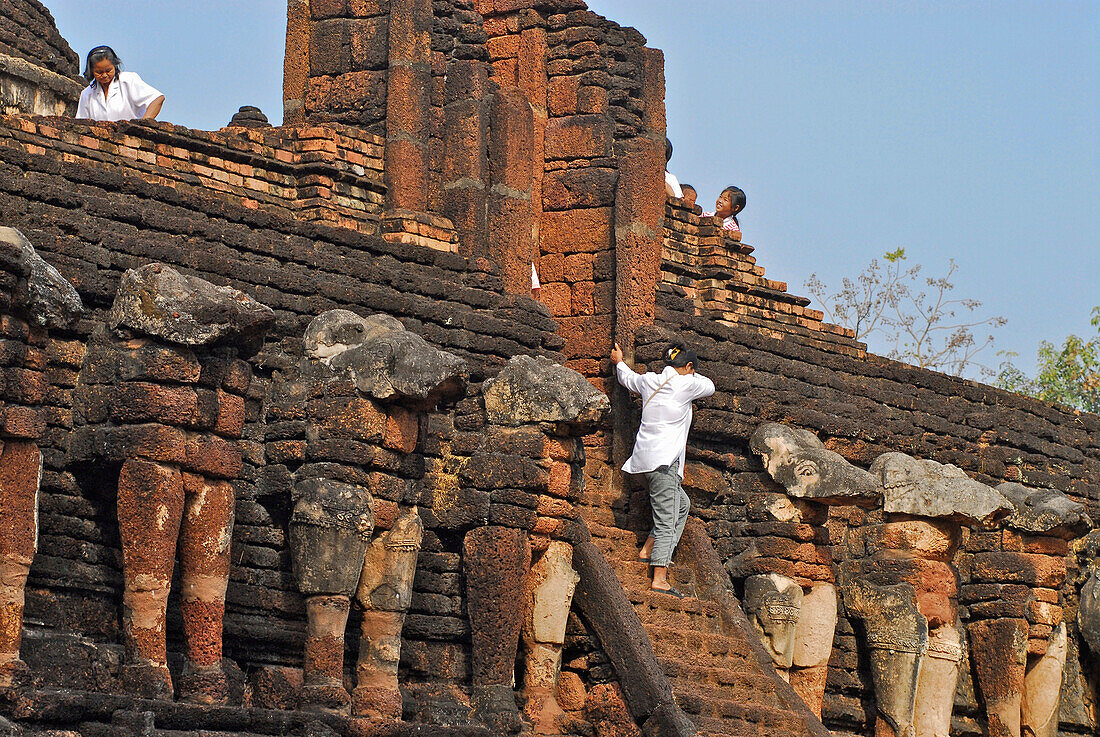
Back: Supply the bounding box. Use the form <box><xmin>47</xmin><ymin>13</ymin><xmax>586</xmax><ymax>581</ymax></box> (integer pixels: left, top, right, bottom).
<box><xmin>665</xmin><ymin>137</ymin><xmax>673</xmax><ymax>164</ymax></box>
<box><xmin>664</xmin><ymin>342</ymin><xmax>697</xmax><ymax>369</ymax></box>
<box><xmin>721</xmin><ymin>185</ymin><xmax>746</xmax><ymax>225</ymax></box>
<box><xmin>83</xmin><ymin>46</ymin><xmax>122</xmax><ymax>84</ymax></box>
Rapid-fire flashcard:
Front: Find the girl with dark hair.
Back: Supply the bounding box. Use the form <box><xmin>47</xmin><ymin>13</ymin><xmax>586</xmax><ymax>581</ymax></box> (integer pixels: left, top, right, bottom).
<box><xmin>76</xmin><ymin>46</ymin><xmax>165</xmax><ymax>122</ymax></box>
<box><xmin>610</xmin><ymin>341</ymin><xmax>714</xmax><ymax>597</ymax></box>
<box><xmin>664</xmin><ymin>137</ymin><xmax>683</xmax><ymax>199</ymax></box>
<box><xmin>704</xmin><ymin>185</ymin><xmax>746</xmax><ymax>241</ymax></box>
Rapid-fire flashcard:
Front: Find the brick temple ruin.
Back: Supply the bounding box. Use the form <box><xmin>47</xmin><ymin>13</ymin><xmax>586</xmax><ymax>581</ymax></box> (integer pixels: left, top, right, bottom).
<box><xmin>0</xmin><ymin>1</ymin><xmax>1098</xmax><ymax>736</ymax></box>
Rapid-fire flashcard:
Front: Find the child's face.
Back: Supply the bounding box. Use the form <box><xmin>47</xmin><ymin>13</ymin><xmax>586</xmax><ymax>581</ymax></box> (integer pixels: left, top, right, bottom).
<box><xmin>715</xmin><ymin>191</ymin><xmax>733</xmax><ymax>218</ymax></box>
<box><xmin>683</xmin><ymin>188</ymin><xmax>697</xmax><ymax>207</ymax></box>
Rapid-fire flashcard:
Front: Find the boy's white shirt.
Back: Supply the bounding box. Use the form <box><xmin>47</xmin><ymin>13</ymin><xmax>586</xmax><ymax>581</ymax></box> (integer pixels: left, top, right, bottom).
<box><xmin>615</xmin><ymin>362</ymin><xmax>715</xmax><ymax>479</ymax></box>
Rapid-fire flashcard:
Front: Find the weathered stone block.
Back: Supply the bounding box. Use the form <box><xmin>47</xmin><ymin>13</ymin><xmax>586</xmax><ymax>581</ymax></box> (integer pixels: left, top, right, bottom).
<box><xmin>969</xmin><ymin>552</ymin><xmax>1066</xmax><ymax>588</ymax></box>
<box><xmin>463</xmin><ymin>529</ymin><xmax>530</xmax><ymax>680</ymax></box>
<box><xmin>110</xmin><ymin>382</ymin><xmax>198</xmax><ymax>427</ymax></box>
<box><xmin>544</xmin><ymin>114</ymin><xmax>612</xmax><ymax>160</ymax></box>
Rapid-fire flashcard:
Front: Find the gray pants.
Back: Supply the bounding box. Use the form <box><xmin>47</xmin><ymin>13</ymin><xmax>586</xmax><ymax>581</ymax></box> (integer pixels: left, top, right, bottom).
<box><xmin>645</xmin><ymin>460</ymin><xmax>689</xmax><ymax>567</ymax></box>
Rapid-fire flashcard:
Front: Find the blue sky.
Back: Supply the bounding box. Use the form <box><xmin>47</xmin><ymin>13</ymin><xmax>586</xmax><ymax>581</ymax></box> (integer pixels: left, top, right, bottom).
<box><xmin>47</xmin><ymin>0</ymin><xmax>1098</xmax><ymax>377</ymax></box>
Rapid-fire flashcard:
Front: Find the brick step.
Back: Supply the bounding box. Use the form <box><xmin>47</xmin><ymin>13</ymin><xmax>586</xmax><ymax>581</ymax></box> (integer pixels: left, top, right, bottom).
<box><xmin>657</xmin><ymin>657</ymin><xmax>778</xmax><ymax>696</ymax></box>
<box><xmin>631</xmin><ymin>602</ymin><xmax>721</xmax><ymax>632</ymax></box>
<box><xmin>629</xmin><ymin>588</ymin><xmax>722</xmax><ymax>617</ymax></box>
<box><xmin>691</xmin><ymin>711</ymin><xmax>811</xmax><ymax>737</ymax></box>
<box><xmin>671</xmin><ymin>678</ymin><xmax>783</xmax><ymax>715</ymax></box>
<box><xmin>577</xmin><ymin>505</ymin><xmax>621</xmax><ymax>528</ymax></box>
<box><xmin>645</xmin><ymin>626</ymin><xmax>756</xmax><ymax>664</ymax></box>
<box><xmin>584</xmin><ymin>520</ymin><xmax>638</xmax><ymax>543</ymax></box>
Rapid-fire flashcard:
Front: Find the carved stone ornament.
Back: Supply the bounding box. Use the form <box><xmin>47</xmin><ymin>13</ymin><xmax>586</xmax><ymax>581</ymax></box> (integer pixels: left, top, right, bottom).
<box><xmin>312</xmin><ymin>309</ymin><xmax>467</xmax><ymax>405</ymax></box>
<box><xmin>0</xmin><ymin>228</ymin><xmax>81</xmax><ymax>690</ymax></box>
<box><xmin>521</xmin><ymin>541</ymin><xmax>581</xmax><ymax>734</ymax></box>
<box><xmin>871</xmin><ymin>452</ymin><xmax>1012</xmax><ymax>527</ymax></box>
<box><xmin>353</xmin><ymin>506</ymin><xmax>423</xmax><ymax>719</ymax></box>
<box><xmin>843</xmin><ymin>578</ymin><xmax>928</xmax><ymax>737</ymax></box>
<box><xmin>750</xmin><ymin>423</ymin><xmax>880</xmax><ymax>505</ymax></box>
<box><xmin>290</xmin><ymin>478</ymin><xmax>375</xmax><ymax>597</ymax></box>
<box><xmin>744</xmin><ymin>573</ymin><xmax>803</xmax><ymax>671</ymax></box>
<box><xmin>997</xmin><ymin>482</ymin><xmax>1091</xmax><ymax>538</ymax></box>
<box><xmin>289</xmin><ymin>478</ymin><xmax>375</xmax><ymax>714</ymax></box>
<box><xmin>107</xmin><ymin>263</ymin><xmax>275</xmax><ymax>353</ymax></box>
<box><xmin>1080</xmin><ymin>566</ymin><xmax>1100</xmax><ymax>660</ymax></box>
<box><xmin>0</xmin><ymin>226</ymin><xmax>84</xmax><ymax>329</ymax></box>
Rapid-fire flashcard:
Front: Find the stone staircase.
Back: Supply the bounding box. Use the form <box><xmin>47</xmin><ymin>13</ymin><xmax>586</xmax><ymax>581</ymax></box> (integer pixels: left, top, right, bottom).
<box><xmin>578</xmin><ymin>495</ymin><xmax>827</xmax><ymax>737</ymax></box>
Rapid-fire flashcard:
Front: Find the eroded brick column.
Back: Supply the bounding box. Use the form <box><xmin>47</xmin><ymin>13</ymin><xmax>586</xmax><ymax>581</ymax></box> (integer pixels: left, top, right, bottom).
<box><xmin>385</xmin><ymin>0</ymin><xmax>432</xmax><ymax>211</ymax></box>
<box><xmin>178</xmin><ymin>473</ymin><xmax>236</xmax><ymax>686</ymax></box>
<box><xmin>962</xmin><ymin>482</ymin><xmax>1088</xmax><ymax>737</ymax></box>
<box><xmin>464</xmin><ymin>525</ymin><xmax>531</xmax><ymax>734</ymax></box>
<box><xmin>0</xmin><ymin>438</ymin><xmax>42</xmax><ymax>687</ymax></box>
<box><xmin>275</xmin><ymin>309</ymin><xmax>466</xmax><ymax>714</ymax></box>
<box><xmin>441</xmin><ymin>60</ymin><xmax>490</xmax><ymax>255</ymax></box>
<box><xmin>488</xmin><ymin>86</ymin><xmax>535</xmax><ymax>292</ymax></box>
<box><xmin>282</xmin><ymin>0</ymin><xmax>310</xmax><ymax>125</ymax></box>
<box><xmin>117</xmin><ymin>459</ymin><xmax>185</xmax><ymax>694</ymax></box>
<box><xmin>354</xmin><ymin>507</ymin><xmax>423</xmax><ymax>719</ymax></box>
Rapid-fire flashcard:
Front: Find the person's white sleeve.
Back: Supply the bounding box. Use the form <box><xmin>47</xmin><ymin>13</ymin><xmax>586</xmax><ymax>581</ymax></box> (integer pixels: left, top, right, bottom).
<box><xmin>75</xmin><ymin>88</ymin><xmax>91</xmax><ymax>119</ymax></box>
<box><xmin>615</xmin><ymin>361</ymin><xmax>648</xmax><ymax>395</ymax></box>
<box><xmin>689</xmin><ymin>374</ymin><xmax>716</xmax><ymax>400</ymax></box>
<box><xmin>665</xmin><ymin>170</ymin><xmax>683</xmax><ymax>198</ymax></box>
<box><xmin>123</xmin><ymin>72</ymin><xmax>164</xmax><ymax>113</ymax></box>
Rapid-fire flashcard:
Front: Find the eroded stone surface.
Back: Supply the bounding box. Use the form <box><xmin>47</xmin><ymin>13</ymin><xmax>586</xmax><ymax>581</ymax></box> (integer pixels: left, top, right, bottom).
<box><xmin>968</xmin><ymin>617</ymin><xmax>1027</xmax><ymax>737</ymax></box>
<box><xmin>998</xmin><ymin>482</ymin><xmax>1091</xmax><ymax>538</ymax></box>
<box><xmin>290</xmin><ymin>477</ymin><xmax>374</xmax><ymax>597</ymax></box>
<box><xmin>914</xmin><ymin>624</ymin><xmax>962</xmax><ymax>737</ymax></box>
<box><xmin>750</xmin><ymin>423</ymin><xmax>880</xmax><ymax>505</ymax></box>
<box><xmin>0</xmin><ymin>226</ymin><xmax>83</xmax><ymax>329</ymax></box>
<box><xmin>483</xmin><ymin>355</ymin><xmax>609</xmax><ymax>427</ymax></box>
<box><xmin>744</xmin><ymin>572</ymin><xmax>802</xmax><ymax>672</ymax></box>
<box><xmin>1079</xmin><ymin>567</ymin><xmax>1100</xmax><ymax>659</ymax></box>
<box><xmin>321</xmin><ymin>316</ymin><xmax>467</xmax><ymax>404</ymax></box>
<box><xmin>871</xmin><ymin>452</ymin><xmax>1012</xmax><ymax>527</ymax></box>
<box><xmin>1022</xmin><ymin>623</ymin><xmax>1067</xmax><ymax>737</ymax></box>
<box><xmin>790</xmin><ymin>583</ymin><xmax>837</xmax><ymax>718</ymax></box>
<box><xmin>464</xmin><ymin>525</ymin><xmax>530</xmax><ymax>734</ymax></box>
<box><xmin>353</xmin><ymin>506</ymin><xmax>422</xmax><ymax>720</ymax></box>
<box><xmin>107</xmin><ymin>264</ymin><xmax>275</xmax><ymax>352</ymax></box>
<box><xmin>303</xmin><ymin>309</ymin><xmax>403</xmax><ymax>364</ymax></box>
<box><xmin>521</xmin><ymin>541</ymin><xmax>580</xmax><ymax>734</ymax></box>
<box><xmin>843</xmin><ymin>578</ymin><xmax>927</xmax><ymax>737</ymax></box>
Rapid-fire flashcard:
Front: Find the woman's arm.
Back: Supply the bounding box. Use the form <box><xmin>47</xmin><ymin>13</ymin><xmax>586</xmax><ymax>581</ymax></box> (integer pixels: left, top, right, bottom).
<box><xmin>142</xmin><ymin>95</ymin><xmax>165</xmax><ymax>120</ymax></box>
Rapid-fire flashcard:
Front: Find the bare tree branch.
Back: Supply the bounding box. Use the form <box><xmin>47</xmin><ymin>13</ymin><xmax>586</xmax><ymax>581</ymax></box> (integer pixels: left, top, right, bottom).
<box><xmin>805</xmin><ymin>252</ymin><xmax>1005</xmax><ymax>379</ymax></box>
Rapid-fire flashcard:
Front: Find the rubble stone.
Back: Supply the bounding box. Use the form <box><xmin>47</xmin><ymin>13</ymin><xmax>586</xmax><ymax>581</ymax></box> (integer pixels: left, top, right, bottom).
<box><xmin>483</xmin><ymin>354</ymin><xmax>609</xmax><ymax>427</ymax></box>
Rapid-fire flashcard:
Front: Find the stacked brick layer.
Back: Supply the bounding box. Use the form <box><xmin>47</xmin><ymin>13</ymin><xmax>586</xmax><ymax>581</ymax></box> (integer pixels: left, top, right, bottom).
<box><xmin>0</xmin><ymin>116</ymin><xmax>385</xmax><ymax>234</ymax></box>
<box><xmin>0</xmin><ymin>0</ymin><xmax>77</xmax><ymax>77</ymax></box>
<box><xmin>661</xmin><ymin>199</ymin><xmax>863</xmax><ymax>357</ymax></box>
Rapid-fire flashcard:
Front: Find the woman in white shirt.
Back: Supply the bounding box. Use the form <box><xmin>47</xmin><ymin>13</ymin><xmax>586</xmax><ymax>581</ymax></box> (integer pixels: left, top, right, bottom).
<box><xmin>76</xmin><ymin>46</ymin><xmax>165</xmax><ymax>122</ymax></box>
<box><xmin>612</xmin><ymin>341</ymin><xmax>715</xmax><ymax>596</ymax></box>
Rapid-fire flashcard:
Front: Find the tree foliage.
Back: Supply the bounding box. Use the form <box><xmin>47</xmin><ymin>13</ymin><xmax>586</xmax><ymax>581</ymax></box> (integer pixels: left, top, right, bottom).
<box><xmin>996</xmin><ymin>307</ymin><xmax>1100</xmax><ymax>413</ymax></box>
<box><xmin>805</xmin><ymin>249</ymin><xmax>1006</xmax><ymax>379</ymax></box>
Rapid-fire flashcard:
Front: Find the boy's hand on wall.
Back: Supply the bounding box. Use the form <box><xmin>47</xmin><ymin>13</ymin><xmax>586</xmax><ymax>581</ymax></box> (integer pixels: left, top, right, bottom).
<box><xmin>610</xmin><ymin>343</ymin><xmax>624</xmax><ymax>365</ymax></box>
